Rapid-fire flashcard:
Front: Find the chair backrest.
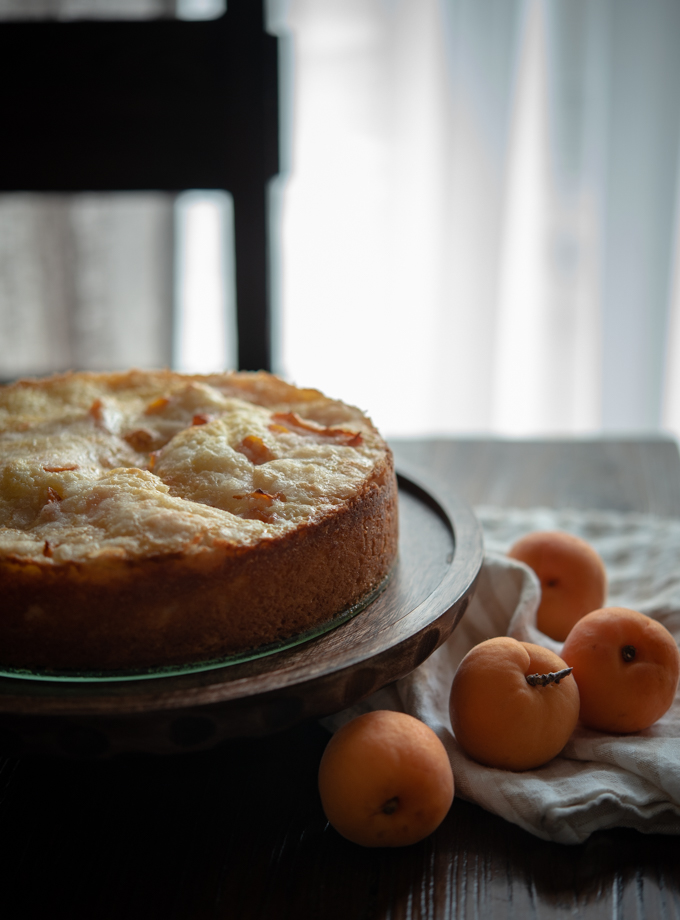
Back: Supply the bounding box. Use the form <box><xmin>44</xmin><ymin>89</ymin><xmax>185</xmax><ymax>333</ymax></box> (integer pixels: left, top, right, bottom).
<box><xmin>0</xmin><ymin>2</ymin><xmax>279</xmax><ymax>372</ymax></box>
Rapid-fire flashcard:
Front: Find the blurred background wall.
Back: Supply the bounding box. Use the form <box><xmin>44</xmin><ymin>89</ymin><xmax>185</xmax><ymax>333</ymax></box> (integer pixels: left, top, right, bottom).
<box><xmin>1</xmin><ymin>0</ymin><xmax>680</xmax><ymax>441</ymax></box>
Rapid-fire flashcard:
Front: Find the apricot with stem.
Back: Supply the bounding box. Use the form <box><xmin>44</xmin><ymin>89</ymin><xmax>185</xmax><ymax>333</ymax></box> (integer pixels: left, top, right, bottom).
<box><xmin>449</xmin><ymin>637</ymin><xmax>580</xmax><ymax>771</ymax></box>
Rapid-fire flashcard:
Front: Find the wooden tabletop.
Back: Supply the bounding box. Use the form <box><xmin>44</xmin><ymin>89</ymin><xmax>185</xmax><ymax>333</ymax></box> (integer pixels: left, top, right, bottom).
<box><xmin>2</xmin><ymin>436</ymin><xmax>680</xmax><ymax>919</ymax></box>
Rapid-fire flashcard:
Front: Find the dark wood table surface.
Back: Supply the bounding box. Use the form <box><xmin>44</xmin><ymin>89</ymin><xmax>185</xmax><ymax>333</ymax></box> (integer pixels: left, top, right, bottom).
<box><xmin>2</xmin><ymin>436</ymin><xmax>680</xmax><ymax>919</ymax></box>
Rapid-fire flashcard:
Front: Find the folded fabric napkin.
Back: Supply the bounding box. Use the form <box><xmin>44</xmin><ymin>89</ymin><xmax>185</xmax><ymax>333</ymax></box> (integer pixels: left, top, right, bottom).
<box><xmin>323</xmin><ymin>507</ymin><xmax>680</xmax><ymax>844</ymax></box>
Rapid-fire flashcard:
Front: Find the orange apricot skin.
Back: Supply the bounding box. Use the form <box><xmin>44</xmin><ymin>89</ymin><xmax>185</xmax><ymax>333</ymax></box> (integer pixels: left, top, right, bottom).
<box><xmin>561</xmin><ymin>607</ymin><xmax>680</xmax><ymax>733</ymax></box>
<box><xmin>449</xmin><ymin>637</ymin><xmax>580</xmax><ymax>771</ymax></box>
<box><xmin>508</xmin><ymin>531</ymin><xmax>607</xmax><ymax>642</ymax></box>
<box><xmin>318</xmin><ymin>710</ymin><xmax>454</xmax><ymax>848</ymax></box>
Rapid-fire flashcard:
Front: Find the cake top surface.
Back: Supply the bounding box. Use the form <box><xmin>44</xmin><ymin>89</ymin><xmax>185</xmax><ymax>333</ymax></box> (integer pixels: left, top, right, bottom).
<box><xmin>0</xmin><ymin>370</ymin><xmax>389</xmax><ymax>564</ymax></box>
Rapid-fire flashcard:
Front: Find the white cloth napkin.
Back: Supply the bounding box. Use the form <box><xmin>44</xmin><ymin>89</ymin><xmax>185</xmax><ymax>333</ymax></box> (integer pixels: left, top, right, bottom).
<box><xmin>323</xmin><ymin>507</ymin><xmax>680</xmax><ymax>844</ymax></box>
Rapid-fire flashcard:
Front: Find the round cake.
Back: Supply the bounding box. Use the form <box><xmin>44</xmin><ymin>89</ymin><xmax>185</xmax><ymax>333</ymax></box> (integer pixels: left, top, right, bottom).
<box><xmin>0</xmin><ymin>370</ymin><xmax>398</xmax><ymax>671</ymax></box>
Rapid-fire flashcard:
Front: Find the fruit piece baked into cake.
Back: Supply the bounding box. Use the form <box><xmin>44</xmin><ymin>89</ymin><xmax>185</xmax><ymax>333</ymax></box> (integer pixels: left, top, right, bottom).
<box><xmin>0</xmin><ymin>370</ymin><xmax>398</xmax><ymax>671</ymax></box>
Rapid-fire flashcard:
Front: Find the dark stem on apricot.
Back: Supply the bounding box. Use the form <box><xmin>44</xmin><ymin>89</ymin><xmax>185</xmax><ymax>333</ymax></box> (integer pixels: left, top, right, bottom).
<box><xmin>622</xmin><ymin>645</ymin><xmax>636</xmax><ymax>662</ymax></box>
<box><xmin>382</xmin><ymin>797</ymin><xmax>399</xmax><ymax>815</ymax></box>
<box><xmin>525</xmin><ymin>667</ymin><xmax>573</xmax><ymax>687</ymax></box>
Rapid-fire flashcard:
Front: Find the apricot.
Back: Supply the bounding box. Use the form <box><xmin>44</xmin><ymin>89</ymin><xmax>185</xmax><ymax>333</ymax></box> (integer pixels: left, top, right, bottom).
<box><xmin>508</xmin><ymin>531</ymin><xmax>607</xmax><ymax>641</ymax></box>
<box><xmin>317</xmin><ymin>710</ymin><xmax>454</xmax><ymax>847</ymax></box>
<box><xmin>561</xmin><ymin>607</ymin><xmax>680</xmax><ymax>733</ymax></box>
<box><xmin>449</xmin><ymin>637</ymin><xmax>580</xmax><ymax>771</ymax></box>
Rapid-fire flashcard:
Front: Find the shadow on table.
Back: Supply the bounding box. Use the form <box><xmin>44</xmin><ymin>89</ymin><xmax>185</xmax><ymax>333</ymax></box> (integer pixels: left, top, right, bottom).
<box><xmin>0</xmin><ymin>722</ymin><xmax>678</xmax><ymax>919</ymax></box>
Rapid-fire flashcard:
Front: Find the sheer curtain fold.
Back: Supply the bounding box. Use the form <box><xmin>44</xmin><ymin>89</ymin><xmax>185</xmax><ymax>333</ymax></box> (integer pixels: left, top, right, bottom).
<box><xmin>601</xmin><ymin>0</ymin><xmax>680</xmax><ymax>432</ymax></box>
<box><xmin>0</xmin><ymin>194</ymin><xmax>175</xmax><ymax>380</ymax></box>
<box><xmin>280</xmin><ymin>0</ymin><xmax>526</xmax><ymax>434</ymax></box>
<box><xmin>492</xmin><ymin>0</ymin><xmax>606</xmax><ymax>435</ymax></box>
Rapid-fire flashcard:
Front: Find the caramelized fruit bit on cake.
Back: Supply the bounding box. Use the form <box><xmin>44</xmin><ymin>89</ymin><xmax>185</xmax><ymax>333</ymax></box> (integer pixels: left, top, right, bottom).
<box><xmin>231</xmin><ymin>488</ymin><xmax>285</xmax><ymax>523</ymax></box>
<box><xmin>89</xmin><ymin>398</ymin><xmax>105</xmax><ymax>423</ymax></box>
<box><xmin>124</xmin><ymin>428</ymin><xmax>158</xmax><ymax>452</ymax></box>
<box><xmin>43</xmin><ymin>464</ymin><xmax>79</xmax><ymax>473</ymax></box>
<box><xmin>88</xmin><ymin>397</ymin><xmax>121</xmax><ymax>434</ymax></box>
<box><xmin>270</xmin><ymin>412</ymin><xmax>363</xmax><ymax>446</ymax></box>
<box><xmin>235</xmin><ymin>434</ymin><xmax>275</xmax><ymax>465</ymax></box>
<box><xmin>145</xmin><ymin>396</ymin><xmax>170</xmax><ymax>415</ymax></box>
<box><xmin>143</xmin><ymin>384</ymin><xmax>226</xmax><ymax>422</ymax></box>
<box><xmin>232</xmin><ymin>488</ymin><xmax>285</xmax><ymax>504</ymax></box>
<box><xmin>45</xmin><ymin>487</ymin><xmax>62</xmax><ymax>503</ymax></box>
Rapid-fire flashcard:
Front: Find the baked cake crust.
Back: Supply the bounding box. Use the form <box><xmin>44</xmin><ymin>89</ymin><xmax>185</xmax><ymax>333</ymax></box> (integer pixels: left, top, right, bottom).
<box><xmin>0</xmin><ymin>370</ymin><xmax>398</xmax><ymax>670</ymax></box>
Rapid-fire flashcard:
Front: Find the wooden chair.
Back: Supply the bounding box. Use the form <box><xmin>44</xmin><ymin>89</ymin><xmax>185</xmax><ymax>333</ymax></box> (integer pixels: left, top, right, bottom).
<box><xmin>0</xmin><ymin>2</ymin><xmax>279</xmax><ymax>372</ymax></box>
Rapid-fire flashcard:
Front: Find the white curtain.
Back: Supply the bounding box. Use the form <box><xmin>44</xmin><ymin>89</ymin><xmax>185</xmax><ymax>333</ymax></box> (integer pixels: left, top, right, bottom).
<box><xmin>272</xmin><ymin>0</ymin><xmax>680</xmax><ymax>438</ymax></box>
<box><xmin>2</xmin><ymin>0</ymin><xmax>680</xmax><ymax>444</ymax></box>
